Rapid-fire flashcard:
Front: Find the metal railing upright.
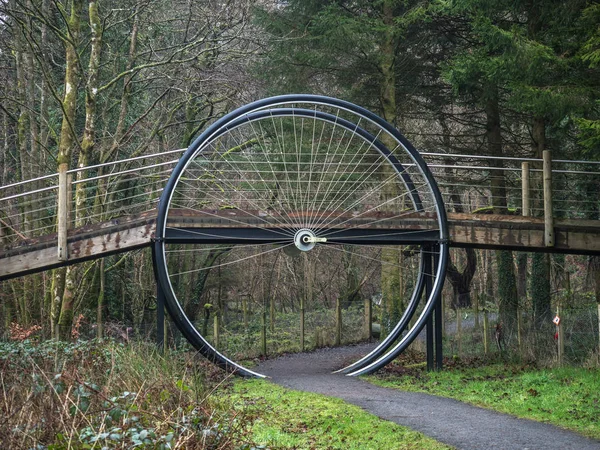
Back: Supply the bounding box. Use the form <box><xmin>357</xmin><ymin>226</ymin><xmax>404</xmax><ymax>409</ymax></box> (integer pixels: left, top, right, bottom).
<box><xmin>1</xmin><ymin>149</ymin><xmax>598</xmax><ymax>254</ymax></box>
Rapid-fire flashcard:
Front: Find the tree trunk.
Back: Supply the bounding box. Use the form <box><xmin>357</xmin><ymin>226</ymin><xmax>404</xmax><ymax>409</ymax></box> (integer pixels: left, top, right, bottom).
<box><xmin>50</xmin><ymin>268</ymin><xmax>66</xmax><ymax>338</ymax></box>
<box><xmin>96</xmin><ymin>259</ymin><xmax>105</xmax><ymax>338</ymax></box>
<box><xmin>379</xmin><ymin>0</ymin><xmax>404</xmax><ymax>336</ymax></box>
<box><xmin>497</xmin><ymin>250</ymin><xmax>518</xmax><ymax>336</ymax></box>
<box><xmin>485</xmin><ymin>87</ymin><xmax>518</xmax><ymax>338</ymax></box>
<box><xmin>529</xmin><ymin>117</ymin><xmax>551</xmax><ymax>332</ymax></box>
<box><xmin>589</xmin><ymin>256</ymin><xmax>600</xmax><ymax>356</ymax></box>
<box><xmin>188</xmin><ymin>248</ymin><xmax>229</xmax><ymax>323</ymax></box>
<box><xmin>102</xmin><ymin>0</ymin><xmax>140</xmax><ymax>164</ymax></box>
<box><xmin>517</xmin><ymin>253</ymin><xmax>528</xmax><ymax>300</ymax></box>
<box><xmin>443</xmin><ymin>159</ymin><xmax>477</xmax><ymax>309</ymax></box>
<box><xmin>446</xmin><ymin>250</ymin><xmax>476</xmax><ymax>309</ymax></box>
<box><xmin>484</xmin><ymin>87</ymin><xmax>508</xmax><ymax>214</ymax></box>
<box><xmin>76</xmin><ymin>0</ymin><xmax>103</xmax><ymax>227</ymax></box>
<box><xmin>55</xmin><ymin>0</ymin><xmax>84</xmax><ymax>340</ymax></box>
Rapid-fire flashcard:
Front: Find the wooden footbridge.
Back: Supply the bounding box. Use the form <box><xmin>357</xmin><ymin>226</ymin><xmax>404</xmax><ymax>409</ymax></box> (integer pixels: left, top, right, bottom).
<box><xmin>2</xmin><ymin>208</ymin><xmax>599</xmax><ymax>281</ymax></box>
<box><xmin>1</xmin><ymin>95</ymin><xmax>599</xmax><ymax>376</ymax></box>
<box><xmin>2</xmin><ymin>151</ymin><xmax>599</xmax><ymax>281</ymax></box>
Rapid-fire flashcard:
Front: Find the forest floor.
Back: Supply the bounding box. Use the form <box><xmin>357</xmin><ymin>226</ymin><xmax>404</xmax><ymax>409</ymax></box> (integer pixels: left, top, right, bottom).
<box><xmin>253</xmin><ymin>343</ymin><xmax>600</xmax><ymax>450</ymax></box>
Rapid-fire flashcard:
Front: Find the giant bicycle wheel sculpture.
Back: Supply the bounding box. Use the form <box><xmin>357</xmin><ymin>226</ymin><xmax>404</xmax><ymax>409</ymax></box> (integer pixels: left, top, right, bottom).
<box><xmin>153</xmin><ymin>95</ymin><xmax>448</xmax><ymax>377</ymax></box>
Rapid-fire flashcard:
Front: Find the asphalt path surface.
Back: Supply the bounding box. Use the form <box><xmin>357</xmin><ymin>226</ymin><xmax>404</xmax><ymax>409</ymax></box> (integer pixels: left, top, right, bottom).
<box><xmin>256</xmin><ymin>344</ymin><xmax>600</xmax><ymax>450</ymax></box>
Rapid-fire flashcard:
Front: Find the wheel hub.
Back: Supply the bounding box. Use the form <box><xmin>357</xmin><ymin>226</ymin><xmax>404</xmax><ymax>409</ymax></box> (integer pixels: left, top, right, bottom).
<box><xmin>294</xmin><ymin>228</ymin><xmax>327</xmax><ymax>252</ymax></box>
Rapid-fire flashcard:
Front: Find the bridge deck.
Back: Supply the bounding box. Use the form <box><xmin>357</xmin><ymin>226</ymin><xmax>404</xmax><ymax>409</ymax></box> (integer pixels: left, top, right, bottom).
<box><xmin>1</xmin><ymin>210</ymin><xmax>599</xmax><ymax>281</ymax></box>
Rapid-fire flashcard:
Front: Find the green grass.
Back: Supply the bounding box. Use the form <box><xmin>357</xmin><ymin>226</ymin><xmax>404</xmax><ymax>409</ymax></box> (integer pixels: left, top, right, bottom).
<box><xmin>370</xmin><ymin>362</ymin><xmax>600</xmax><ymax>440</ymax></box>
<box><xmin>231</xmin><ymin>379</ymin><xmax>452</xmax><ymax>450</ymax></box>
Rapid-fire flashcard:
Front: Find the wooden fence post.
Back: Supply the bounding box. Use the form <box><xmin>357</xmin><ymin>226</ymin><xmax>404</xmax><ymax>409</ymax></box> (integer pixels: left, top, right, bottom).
<box><xmin>261</xmin><ymin>310</ymin><xmax>267</xmax><ymax>356</ymax></box>
<box><xmin>300</xmin><ymin>300</ymin><xmax>305</xmax><ymax>351</ymax></box>
<box><xmin>213</xmin><ymin>314</ymin><xmax>220</xmax><ymax>350</ymax></box>
<box><xmin>243</xmin><ymin>295</ymin><xmax>248</xmax><ymax>329</ymax></box>
<box><xmin>335</xmin><ymin>297</ymin><xmax>342</xmax><ymax>346</ymax></box>
<box><xmin>557</xmin><ymin>305</ymin><xmax>564</xmax><ymax>366</ymax></box>
<box><xmin>364</xmin><ymin>296</ymin><xmax>372</xmax><ymax>341</ymax></box>
<box><xmin>543</xmin><ymin>150</ymin><xmax>554</xmax><ymax>247</ymax></box>
<box><xmin>522</xmin><ymin>162</ymin><xmax>530</xmax><ymax>217</ymax></box>
<box><xmin>457</xmin><ymin>308</ymin><xmax>462</xmax><ymax>356</ymax></box>
<box><xmin>473</xmin><ymin>292</ymin><xmax>480</xmax><ymax>329</ymax></box>
<box><xmin>483</xmin><ymin>309</ymin><xmax>489</xmax><ymax>355</ymax></box>
<box><xmin>270</xmin><ymin>295</ymin><xmax>275</xmax><ymax>333</ymax></box>
<box><xmin>301</xmin><ymin>254</ymin><xmax>310</xmax><ymax>352</ymax></box>
<box><xmin>57</xmin><ymin>163</ymin><xmax>70</xmax><ymax>261</ymax></box>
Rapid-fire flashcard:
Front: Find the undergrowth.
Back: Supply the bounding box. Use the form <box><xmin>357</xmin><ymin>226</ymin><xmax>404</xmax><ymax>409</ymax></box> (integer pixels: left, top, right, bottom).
<box><xmin>0</xmin><ymin>339</ymin><xmax>254</xmax><ymax>449</ymax></box>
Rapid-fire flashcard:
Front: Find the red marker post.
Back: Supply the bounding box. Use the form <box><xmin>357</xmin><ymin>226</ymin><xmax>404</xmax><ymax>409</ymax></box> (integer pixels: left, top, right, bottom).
<box><xmin>554</xmin><ymin>308</ymin><xmax>563</xmax><ymax>366</ymax></box>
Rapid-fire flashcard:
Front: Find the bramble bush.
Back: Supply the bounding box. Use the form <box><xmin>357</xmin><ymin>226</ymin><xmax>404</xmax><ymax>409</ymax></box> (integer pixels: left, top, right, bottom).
<box><xmin>0</xmin><ymin>338</ymin><xmax>256</xmax><ymax>449</ymax></box>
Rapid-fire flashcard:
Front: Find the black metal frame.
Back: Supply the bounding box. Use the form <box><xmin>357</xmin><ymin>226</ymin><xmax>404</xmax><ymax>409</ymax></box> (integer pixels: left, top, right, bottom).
<box><xmin>153</xmin><ymin>94</ymin><xmax>449</xmax><ymax>377</ymax></box>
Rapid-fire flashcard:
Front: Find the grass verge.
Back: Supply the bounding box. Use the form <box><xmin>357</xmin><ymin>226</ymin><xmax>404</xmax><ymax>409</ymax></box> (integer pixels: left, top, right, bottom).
<box><xmin>369</xmin><ymin>355</ymin><xmax>600</xmax><ymax>440</ymax></box>
<box><xmin>231</xmin><ymin>379</ymin><xmax>452</xmax><ymax>450</ymax></box>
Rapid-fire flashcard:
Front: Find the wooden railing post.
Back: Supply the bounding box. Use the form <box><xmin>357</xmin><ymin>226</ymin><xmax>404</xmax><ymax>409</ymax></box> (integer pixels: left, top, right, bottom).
<box><xmin>521</xmin><ymin>162</ymin><xmax>530</xmax><ymax>217</ymax></box>
<box><xmin>57</xmin><ymin>163</ymin><xmax>70</xmax><ymax>261</ymax></box>
<box><xmin>543</xmin><ymin>150</ymin><xmax>554</xmax><ymax>247</ymax></box>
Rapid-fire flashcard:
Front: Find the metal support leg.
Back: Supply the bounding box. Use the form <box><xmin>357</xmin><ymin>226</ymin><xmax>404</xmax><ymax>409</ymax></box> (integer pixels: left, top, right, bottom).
<box><xmin>425</xmin><ymin>247</ymin><xmax>434</xmax><ymax>371</ymax></box>
<box><xmin>434</xmin><ymin>246</ymin><xmax>443</xmax><ymax>370</ymax></box>
<box><xmin>435</xmin><ymin>286</ymin><xmax>443</xmax><ymax>370</ymax></box>
<box><xmin>152</xmin><ymin>245</ymin><xmax>165</xmax><ymax>351</ymax></box>
<box><xmin>157</xmin><ymin>282</ymin><xmax>165</xmax><ymax>351</ymax></box>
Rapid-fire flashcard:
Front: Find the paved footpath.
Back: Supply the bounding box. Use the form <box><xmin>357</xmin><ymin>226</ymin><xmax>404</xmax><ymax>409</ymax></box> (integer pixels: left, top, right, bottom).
<box><xmin>256</xmin><ymin>344</ymin><xmax>600</xmax><ymax>450</ymax></box>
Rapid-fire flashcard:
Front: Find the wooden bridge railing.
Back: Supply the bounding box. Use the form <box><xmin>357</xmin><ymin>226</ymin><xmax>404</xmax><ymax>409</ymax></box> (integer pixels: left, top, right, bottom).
<box><xmin>0</xmin><ymin>149</ymin><xmax>184</xmax><ymax>257</ymax></box>
<box><xmin>1</xmin><ymin>149</ymin><xmax>599</xmax><ymax>265</ymax></box>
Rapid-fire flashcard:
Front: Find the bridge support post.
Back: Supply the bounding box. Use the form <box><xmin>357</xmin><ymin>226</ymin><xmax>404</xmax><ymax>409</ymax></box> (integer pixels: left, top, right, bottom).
<box><xmin>434</xmin><ymin>248</ymin><xmax>443</xmax><ymax>370</ymax></box>
<box><xmin>57</xmin><ymin>163</ymin><xmax>70</xmax><ymax>261</ymax></box>
<box><xmin>426</xmin><ymin>246</ymin><xmax>443</xmax><ymax>371</ymax></box>
<box><xmin>426</xmin><ymin>246</ymin><xmax>444</xmax><ymax>370</ymax></box>
<box><xmin>426</xmin><ymin>305</ymin><xmax>434</xmax><ymax>371</ymax></box>
<box><xmin>156</xmin><ymin>282</ymin><xmax>165</xmax><ymax>351</ymax></box>
<box><xmin>426</xmin><ymin>245</ymin><xmax>433</xmax><ymax>370</ymax></box>
<box><xmin>434</xmin><ymin>299</ymin><xmax>443</xmax><ymax>369</ymax></box>
<box><xmin>152</xmin><ymin>245</ymin><xmax>166</xmax><ymax>351</ymax></box>
<box><xmin>543</xmin><ymin>150</ymin><xmax>554</xmax><ymax>247</ymax></box>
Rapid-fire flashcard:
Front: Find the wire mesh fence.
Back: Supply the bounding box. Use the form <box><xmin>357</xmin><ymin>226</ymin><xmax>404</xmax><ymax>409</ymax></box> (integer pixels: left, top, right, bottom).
<box><xmin>420</xmin><ymin>298</ymin><xmax>600</xmax><ymax>367</ymax></box>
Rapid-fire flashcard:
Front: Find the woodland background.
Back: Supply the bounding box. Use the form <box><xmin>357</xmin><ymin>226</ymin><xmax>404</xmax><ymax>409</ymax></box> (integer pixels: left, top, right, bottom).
<box><xmin>1</xmin><ymin>0</ymin><xmax>599</xmax><ymax>365</ymax></box>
